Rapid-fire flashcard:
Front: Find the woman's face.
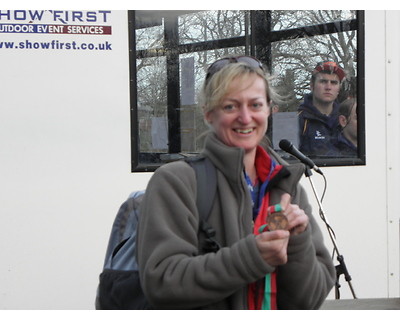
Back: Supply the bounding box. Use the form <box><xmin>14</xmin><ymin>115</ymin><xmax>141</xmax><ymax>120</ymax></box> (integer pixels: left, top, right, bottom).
<box><xmin>205</xmin><ymin>74</ymin><xmax>270</xmax><ymax>154</ymax></box>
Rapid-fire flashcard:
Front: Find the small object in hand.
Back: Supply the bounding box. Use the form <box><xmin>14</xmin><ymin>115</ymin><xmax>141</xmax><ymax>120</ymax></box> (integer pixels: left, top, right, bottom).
<box><xmin>266</xmin><ymin>204</ymin><xmax>289</xmax><ymax>231</ymax></box>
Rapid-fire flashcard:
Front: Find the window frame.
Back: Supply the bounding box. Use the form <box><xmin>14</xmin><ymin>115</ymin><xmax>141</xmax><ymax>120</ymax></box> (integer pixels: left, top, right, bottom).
<box><xmin>128</xmin><ymin>10</ymin><xmax>365</xmax><ymax>172</ymax></box>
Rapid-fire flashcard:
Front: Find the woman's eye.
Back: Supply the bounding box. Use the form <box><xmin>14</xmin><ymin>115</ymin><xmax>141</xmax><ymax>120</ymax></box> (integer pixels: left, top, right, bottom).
<box><xmin>223</xmin><ymin>104</ymin><xmax>236</xmax><ymax>111</ymax></box>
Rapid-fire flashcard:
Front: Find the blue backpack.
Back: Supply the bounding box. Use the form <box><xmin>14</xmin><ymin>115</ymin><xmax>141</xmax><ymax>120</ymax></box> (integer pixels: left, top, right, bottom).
<box><xmin>95</xmin><ymin>156</ymin><xmax>219</xmax><ymax>309</ymax></box>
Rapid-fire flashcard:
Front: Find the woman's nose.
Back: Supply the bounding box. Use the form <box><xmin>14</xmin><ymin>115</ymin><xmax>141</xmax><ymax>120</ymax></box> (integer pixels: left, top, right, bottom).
<box><xmin>238</xmin><ymin>106</ymin><xmax>252</xmax><ymax>123</ymax></box>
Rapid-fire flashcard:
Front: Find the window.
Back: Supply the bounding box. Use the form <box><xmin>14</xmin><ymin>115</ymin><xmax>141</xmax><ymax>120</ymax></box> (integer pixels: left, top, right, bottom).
<box><xmin>129</xmin><ymin>10</ymin><xmax>364</xmax><ymax>172</ymax></box>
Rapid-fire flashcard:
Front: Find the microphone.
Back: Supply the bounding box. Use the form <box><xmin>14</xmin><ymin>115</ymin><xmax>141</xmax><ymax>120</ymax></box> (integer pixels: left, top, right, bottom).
<box><xmin>279</xmin><ymin>139</ymin><xmax>323</xmax><ymax>175</ymax></box>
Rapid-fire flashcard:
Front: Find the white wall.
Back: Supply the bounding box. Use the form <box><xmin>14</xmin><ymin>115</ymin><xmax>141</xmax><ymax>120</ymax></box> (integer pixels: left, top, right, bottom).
<box><xmin>0</xmin><ymin>10</ymin><xmax>398</xmax><ymax>310</ymax></box>
<box><xmin>0</xmin><ymin>10</ymin><xmax>152</xmax><ymax>309</ymax></box>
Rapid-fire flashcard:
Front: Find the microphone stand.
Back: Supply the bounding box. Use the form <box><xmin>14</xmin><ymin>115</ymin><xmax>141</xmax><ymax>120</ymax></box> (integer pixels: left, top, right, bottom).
<box><xmin>304</xmin><ymin>166</ymin><xmax>357</xmax><ymax>299</ymax></box>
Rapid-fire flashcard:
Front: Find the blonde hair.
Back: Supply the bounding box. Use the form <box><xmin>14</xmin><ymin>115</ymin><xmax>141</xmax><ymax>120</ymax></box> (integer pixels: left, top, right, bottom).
<box><xmin>201</xmin><ymin>61</ymin><xmax>277</xmax><ymax>113</ymax></box>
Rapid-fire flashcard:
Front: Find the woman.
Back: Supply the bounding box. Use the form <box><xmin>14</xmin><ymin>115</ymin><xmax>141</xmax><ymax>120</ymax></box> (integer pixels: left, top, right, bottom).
<box><xmin>136</xmin><ymin>56</ymin><xmax>335</xmax><ymax>309</ymax></box>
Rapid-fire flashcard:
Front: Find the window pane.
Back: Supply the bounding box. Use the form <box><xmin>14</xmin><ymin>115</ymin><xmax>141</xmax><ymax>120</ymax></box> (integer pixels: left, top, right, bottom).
<box><xmin>137</xmin><ymin>56</ymin><xmax>168</xmax><ymax>157</ymax></box>
<box><xmin>179</xmin><ymin>10</ymin><xmax>247</xmax><ymax>44</ymax></box>
<box><xmin>271</xmin><ymin>10</ymin><xmax>357</xmax><ymax>31</ymax></box>
<box><xmin>135</xmin><ymin>16</ymin><xmax>164</xmax><ymax>51</ymax></box>
<box><xmin>271</xmin><ymin>31</ymin><xmax>357</xmax><ymax>105</ymax></box>
<box><xmin>270</xmin><ymin>30</ymin><xmax>358</xmax><ymax>158</ymax></box>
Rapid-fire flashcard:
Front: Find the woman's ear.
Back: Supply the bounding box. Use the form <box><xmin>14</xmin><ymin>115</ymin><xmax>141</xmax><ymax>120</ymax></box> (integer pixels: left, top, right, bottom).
<box><xmin>203</xmin><ymin>105</ymin><xmax>212</xmax><ymax>124</ymax></box>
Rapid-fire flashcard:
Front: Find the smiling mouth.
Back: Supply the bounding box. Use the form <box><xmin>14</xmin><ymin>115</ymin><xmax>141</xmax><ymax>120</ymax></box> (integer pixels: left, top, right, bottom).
<box><xmin>234</xmin><ymin>128</ymin><xmax>254</xmax><ymax>134</ymax></box>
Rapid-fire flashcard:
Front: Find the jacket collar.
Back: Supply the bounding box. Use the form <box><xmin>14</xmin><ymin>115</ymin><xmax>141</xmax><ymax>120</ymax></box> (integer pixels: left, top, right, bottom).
<box><xmin>201</xmin><ymin>132</ymin><xmax>245</xmax><ymax>183</ymax></box>
<box><xmin>201</xmin><ymin>132</ymin><xmax>305</xmax><ymax>197</ymax></box>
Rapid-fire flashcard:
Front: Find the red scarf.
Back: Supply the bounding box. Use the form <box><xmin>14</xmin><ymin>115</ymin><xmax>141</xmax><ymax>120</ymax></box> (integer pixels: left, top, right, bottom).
<box><xmin>248</xmin><ymin>146</ymin><xmax>283</xmax><ymax>310</ymax></box>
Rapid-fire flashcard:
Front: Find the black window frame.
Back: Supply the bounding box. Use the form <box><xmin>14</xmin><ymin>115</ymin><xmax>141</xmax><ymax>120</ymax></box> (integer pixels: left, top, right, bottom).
<box><xmin>128</xmin><ymin>10</ymin><xmax>365</xmax><ymax>172</ymax></box>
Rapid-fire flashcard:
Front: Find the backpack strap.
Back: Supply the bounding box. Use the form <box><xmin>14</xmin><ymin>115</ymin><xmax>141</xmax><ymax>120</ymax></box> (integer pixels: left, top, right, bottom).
<box><xmin>186</xmin><ymin>156</ymin><xmax>216</xmax><ymax>221</ymax></box>
<box><xmin>185</xmin><ymin>156</ymin><xmax>221</xmax><ymax>253</ymax></box>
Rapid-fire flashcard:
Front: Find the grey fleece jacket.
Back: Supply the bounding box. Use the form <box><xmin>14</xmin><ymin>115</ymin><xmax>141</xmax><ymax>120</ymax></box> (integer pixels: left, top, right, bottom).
<box><xmin>136</xmin><ymin>132</ymin><xmax>335</xmax><ymax>309</ymax></box>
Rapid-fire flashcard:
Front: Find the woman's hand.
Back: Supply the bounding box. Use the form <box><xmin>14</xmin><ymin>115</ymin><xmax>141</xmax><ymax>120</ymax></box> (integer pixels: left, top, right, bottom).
<box><xmin>255</xmin><ymin>230</ymin><xmax>290</xmax><ymax>266</ymax></box>
<box><xmin>255</xmin><ymin>193</ymin><xmax>309</xmax><ymax>266</ymax></box>
<box><xmin>280</xmin><ymin>193</ymin><xmax>309</xmax><ymax>235</ymax></box>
